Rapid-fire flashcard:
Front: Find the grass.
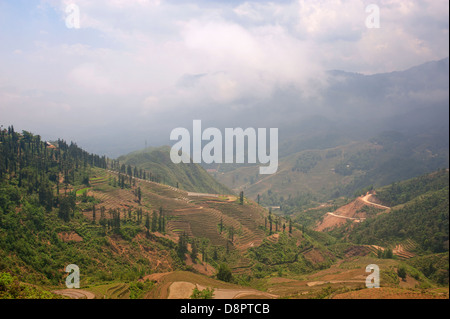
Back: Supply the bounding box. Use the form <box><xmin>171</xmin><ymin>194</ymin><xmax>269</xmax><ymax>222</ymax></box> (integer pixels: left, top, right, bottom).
<box><xmin>76</xmin><ymin>187</ymin><xmax>91</xmax><ymax>195</ymax></box>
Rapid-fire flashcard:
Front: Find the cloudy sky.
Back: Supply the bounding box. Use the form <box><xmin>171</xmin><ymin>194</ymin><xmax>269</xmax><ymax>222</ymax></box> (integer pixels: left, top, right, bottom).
<box><xmin>0</xmin><ymin>0</ymin><xmax>448</xmax><ymax>156</ymax></box>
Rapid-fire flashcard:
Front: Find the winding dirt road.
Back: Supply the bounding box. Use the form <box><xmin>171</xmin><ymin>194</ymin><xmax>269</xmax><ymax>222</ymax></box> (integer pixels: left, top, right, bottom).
<box><xmin>325</xmin><ymin>212</ymin><xmax>365</xmax><ymax>222</ymax></box>
<box><xmin>360</xmin><ymin>193</ymin><xmax>390</xmax><ymax>210</ymax></box>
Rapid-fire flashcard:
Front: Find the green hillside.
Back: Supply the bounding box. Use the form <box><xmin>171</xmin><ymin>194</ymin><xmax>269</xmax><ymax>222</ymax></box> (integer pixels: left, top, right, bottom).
<box><xmin>213</xmin><ymin>129</ymin><xmax>449</xmax><ymax>213</ymax></box>
<box><xmin>346</xmin><ymin>170</ymin><xmax>449</xmax><ymax>253</ymax></box>
<box><xmin>0</xmin><ymin>128</ymin><xmax>180</xmax><ymax>292</ymax></box>
<box><xmin>0</xmin><ymin>127</ymin><xmax>448</xmax><ymax>299</ymax></box>
<box><xmin>117</xmin><ymin>146</ymin><xmax>232</xmax><ymax>195</ymax></box>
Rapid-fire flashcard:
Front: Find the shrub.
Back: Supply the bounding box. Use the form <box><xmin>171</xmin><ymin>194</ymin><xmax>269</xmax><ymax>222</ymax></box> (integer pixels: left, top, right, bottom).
<box><xmin>190</xmin><ymin>287</ymin><xmax>214</xmax><ymax>299</ymax></box>
<box><xmin>217</xmin><ymin>263</ymin><xmax>232</xmax><ymax>282</ymax></box>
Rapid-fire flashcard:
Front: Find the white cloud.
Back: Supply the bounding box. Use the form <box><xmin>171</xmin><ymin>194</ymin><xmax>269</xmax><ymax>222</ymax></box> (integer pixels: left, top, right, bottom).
<box><xmin>0</xmin><ymin>0</ymin><xmax>448</xmax><ymax>155</ymax></box>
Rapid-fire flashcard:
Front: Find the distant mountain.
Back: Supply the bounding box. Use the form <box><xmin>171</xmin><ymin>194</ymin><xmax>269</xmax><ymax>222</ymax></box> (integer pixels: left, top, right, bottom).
<box><xmin>278</xmin><ymin>57</ymin><xmax>449</xmax><ymax>157</ymax></box>
<box><xmin>117</xmin><ymin>146</ymin><xmax>232</xmax><ymax>195</ymax></box>
<box><xmin>211</xmin><ymin>58</ymin><xmax>449</xmax><ymax>207</ymax></box>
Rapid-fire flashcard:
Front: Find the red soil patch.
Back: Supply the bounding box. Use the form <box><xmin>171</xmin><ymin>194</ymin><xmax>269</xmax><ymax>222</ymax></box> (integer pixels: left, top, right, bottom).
<box><xmin>315</xmin><ymin>196</ymin><xmax>386</xmax><ymax>232</ymax></box>
<box><xmin>344</xmin><ymin>245</ymin><xmax>371</xmax><ymax>258</ymax></box>
<box><xmin>58</xmin><ymin>231</ymin><xmax>83</xmax><ymax>242</ymax></box>
<box><xmin>304</xmin><ymin>249</ymin><xmax>327</xmax><ymax>264</ymax></box>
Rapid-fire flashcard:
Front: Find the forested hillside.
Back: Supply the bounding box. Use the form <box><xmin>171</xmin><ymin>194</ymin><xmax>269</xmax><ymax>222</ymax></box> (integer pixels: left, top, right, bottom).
<box><xmin>117</xmin><ymin>146</ymin><xmax>232</xmax><ymax>195</ymax></box>
<box><xmin>0</xmin><ymin>127</ymin><xmax>182</xmax><ymax>290</ymax></box>
<box><xmin>347</xmin><ymin>170</ymin><xmax>449</xmax><ymax>253</ymax></box>
<box><xmin>0</xmin><ymin>126</ymin><xmax>448</xmax><ymax>299</ymax></box>
<box><xmin>214</xmin><ymin>128</ymin><xmax>449</xmax><ymax>215</ymax></box>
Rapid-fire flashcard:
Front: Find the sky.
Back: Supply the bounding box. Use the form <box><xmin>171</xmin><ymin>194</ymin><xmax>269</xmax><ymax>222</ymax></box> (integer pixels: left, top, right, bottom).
<box><xmin>0</xmin><ymin>0</ymin><xmax>449</xmax><ymax>157</ymax></box>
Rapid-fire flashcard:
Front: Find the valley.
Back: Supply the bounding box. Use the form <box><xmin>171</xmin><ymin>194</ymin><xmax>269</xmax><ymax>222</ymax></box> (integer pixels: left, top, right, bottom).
<box><xmin>0</xmin><ymin>128</ymin><xmax>448</xmax><ymax>300</ymax></box>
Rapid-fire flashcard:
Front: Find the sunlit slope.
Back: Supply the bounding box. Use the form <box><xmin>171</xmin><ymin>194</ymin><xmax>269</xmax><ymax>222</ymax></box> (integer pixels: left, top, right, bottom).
<box><xmin>117</xmin><ymin>146</ymin><xmax>232</xmax><ymax>195</ymax></box>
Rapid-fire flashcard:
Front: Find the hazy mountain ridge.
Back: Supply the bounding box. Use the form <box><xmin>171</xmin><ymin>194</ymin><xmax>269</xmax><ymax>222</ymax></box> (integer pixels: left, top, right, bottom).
<box><xmin>281</xmin><ymin>57</ymin><xmax>449</xmax><ymax>155</ymax></box>
<box><xmin>212</xmin><ymin>58</ymin><xmax>449</xmax><ymax>208</ymax></box>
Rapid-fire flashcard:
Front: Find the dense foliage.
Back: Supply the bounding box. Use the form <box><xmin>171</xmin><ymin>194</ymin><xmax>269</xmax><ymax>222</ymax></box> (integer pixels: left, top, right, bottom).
<box><xmin>348</xmin><ymin>187</ymin><xmax>449</xmax><ymax>253</ymax></box>
<box><xmin>0</xmin><ymin>127</ymin><xmax>182</xmax><ymax>288</ymax></box>
<box><xmin>375</xmin><ymin>169</ymin><xmax>449</xmax><ymax>207</ymax></box>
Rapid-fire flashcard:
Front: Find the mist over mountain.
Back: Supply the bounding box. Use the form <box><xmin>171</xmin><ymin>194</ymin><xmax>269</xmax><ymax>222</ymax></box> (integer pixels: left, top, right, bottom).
<box><xmin>276</xmin><ymin>57</ymin><xmax>449</xmax><ymax>158</ymax></box>
<box><xmin>58</xmin><ymin>57</ymin><xmax>446</xmax><ymax>158</ymax></box>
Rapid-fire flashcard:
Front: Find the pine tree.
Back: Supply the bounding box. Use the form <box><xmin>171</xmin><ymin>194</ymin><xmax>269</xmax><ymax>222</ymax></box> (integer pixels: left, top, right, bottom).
<box><xmin>268</xmin><ymin>209</ymin><xmax>273</xmax><ymax>235</ymax></box>
<box><xmin>229</xmin><ymin>226</ymin><xmax>235</xmax><ymax>242</ymax></box>
<box><xmin>177</xmin><ymin>232</ymin><xmax>188</xmax><ymax>260</ymax></box>
<box><xmin>137</xmin><ymin>186</ymin><xmax>142</xmax><ymax>204</ymax></box>
<box><xmin>158</xmin><ymin>206</ymin><xmax>163</xmax><ymax>232</ymax></box>
<box><xmin>145</xmin><ymin>212</ymin><xmax>150</xmax><ymax>236</ymax></box>
<box><xmin>191</xmin><ymin>239</ymin><xmax>198</xmax><ymax>262</ymax></box>
<box><xmin>151</xmin><ymin>211</ymin><xmax>158</xmax><ymax>232</ymax></box>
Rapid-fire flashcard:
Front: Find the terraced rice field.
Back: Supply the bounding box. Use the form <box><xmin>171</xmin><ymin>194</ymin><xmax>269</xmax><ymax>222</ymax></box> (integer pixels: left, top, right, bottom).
<box><xmin>84</xmin><ymin>169</ymin><xmax>270</xmax><ymax>253</ymax></box>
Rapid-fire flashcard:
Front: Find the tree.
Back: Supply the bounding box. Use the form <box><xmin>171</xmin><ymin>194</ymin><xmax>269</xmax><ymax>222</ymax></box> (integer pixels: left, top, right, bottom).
<box><xmin>397</xmin><ymin>266</ymin><xmax>407</xmax><ymax>281</ymax></box>
<box><xmin>38</xmin><ymin>183</ymin><xmax>54</xmax><ymax>212</ymax></box>
<box><xmin>137</xmin><ymin>186</ymin><xmax>142</xmax><ymax>204</ymax></box>
<box><xmin>191</xmin><ymin>239</ymin><xmax>198</xmax><ymax>262</ymax></box>
<box><xmin>145</xmin><ymin>212</ymin><xmax>150</xmax><ymax>236</ymax></box>
<box><xmin>228</xmin><ymin>226</ymin><xmax>235</xmax><ymax>242</ymax></box>
<box><xmin>58</xmin><ymin>195</ymin><xmax>75</xmax><ymax>222</ymax></box>
<box><xmin>190</xmin><ymin>287</ymin><xmax>214</xmax><ymax>299</ymax></box>
<box><xmin>383</xmin><ymin>248</ymin><xmax>393</xmax><ymax>259</ymax></box>
<box><xmin>200</xmin><ymin>238</ymin><xmax>209</xmax><ymax>262</ymax></box>
<box><xmin>151</xmin><ymin>211</ymin><xmax>158</xmax><ymax>232</ymax></box>
<box><xmin>177</xmin><ymin>232</ymin><xmax>188</xmax><ymax>260</ymax></box>
<box><xmin>268</xmin><ymin>209</ymin><xmax>273</xmax><ymax>235</ymax></box>
<box><xmin>239</xmin><ymin>191</ymin><xmax>244</xmax><ymax>205</ymax></box>
<box><xmin>217</xmin><ymin>263</ymin><xmax>232</xmax><ymax>282</ymax></box>
<box><xmin>158</xmin><ymin>206</ymin><xmax>163</xmax><ymax>232</ymax></box>
<box><xmin>92</xmin><ymin>204</ymin><xmax>96</xmax><ymax>223</ymax></box>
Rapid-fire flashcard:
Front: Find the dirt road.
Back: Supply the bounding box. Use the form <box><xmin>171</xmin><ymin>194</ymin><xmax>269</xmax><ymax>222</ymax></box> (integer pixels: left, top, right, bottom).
<box><xmin>360</xmin><ymin>194</ymin><xmax>390</xmax><ymax>210</ymax></box>
<box><xmin>326</xmin><ymin>212</ymin><xmax>365</xmax><ymax>222</ymax></box>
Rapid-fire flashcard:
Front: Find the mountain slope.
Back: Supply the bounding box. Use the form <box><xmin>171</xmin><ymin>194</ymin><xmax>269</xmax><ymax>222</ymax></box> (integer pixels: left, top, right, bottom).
<box><xmin>345</xmin><ymin>169</ymin><xmax>449</xmax><ymax>254</ymax></box>
<box><xmin>214</xmin><ymin>128</ymin><xmax>449</xmax><ymax>212</ymax></box>
<box><xmin>1</xmin><ymin>127</ymin><xmax>448</xmax><ymax>299</ymax></box>
<box><xmin>117</xmin><ymin>146</ymin><xmax>232</xmax><ymax>195</ymax></box>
